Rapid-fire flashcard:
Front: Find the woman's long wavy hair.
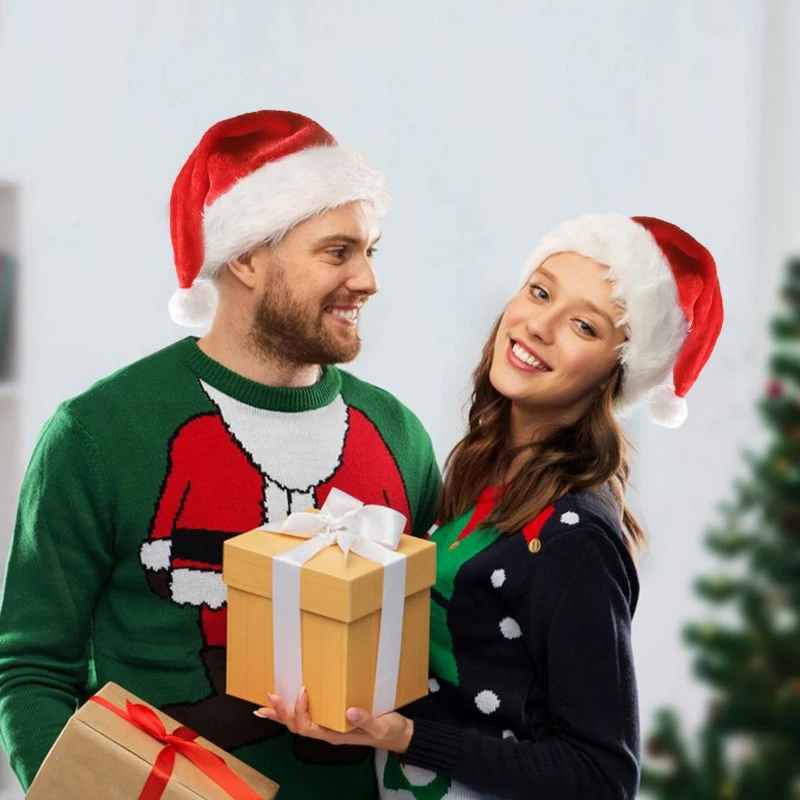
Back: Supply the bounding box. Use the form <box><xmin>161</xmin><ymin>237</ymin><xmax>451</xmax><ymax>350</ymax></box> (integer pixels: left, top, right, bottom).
<box><xmin>438</xmin><ymin>316</ymin><xmax>647</xmax><ymax>557</ymax></box>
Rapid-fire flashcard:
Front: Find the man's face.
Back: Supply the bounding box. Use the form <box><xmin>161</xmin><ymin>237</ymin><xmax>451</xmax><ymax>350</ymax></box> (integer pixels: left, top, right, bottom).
<box><xmin>248</xmin><ymin>202</ymin><xmax>381</xmax><ymax>366</ymax></box>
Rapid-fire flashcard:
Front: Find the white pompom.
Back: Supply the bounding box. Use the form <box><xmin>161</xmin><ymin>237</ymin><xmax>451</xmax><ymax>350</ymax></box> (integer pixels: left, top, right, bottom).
<box><xmin>168</xmin><ymin>280</ymin><xmax>218</xmax><ymax>327</ymax></box>
<box><xmin>648</xmin><ymin>385</ymin><xmax>688</xmax><ymax>428</ymax></box>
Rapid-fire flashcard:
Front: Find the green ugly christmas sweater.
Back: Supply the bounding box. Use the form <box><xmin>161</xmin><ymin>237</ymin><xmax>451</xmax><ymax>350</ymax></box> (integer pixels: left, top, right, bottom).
<box><xmin>0</xmin><ymin>337</ymin><xmax>441</xmax><ymax>799</ymax></box>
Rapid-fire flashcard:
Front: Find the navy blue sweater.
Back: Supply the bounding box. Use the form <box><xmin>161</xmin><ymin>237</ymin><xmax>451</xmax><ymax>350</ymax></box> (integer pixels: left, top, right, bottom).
<box><xmin>380</xmin><ymin>487</ymin><xmax>641</xmax><ymax>800</ymax></box>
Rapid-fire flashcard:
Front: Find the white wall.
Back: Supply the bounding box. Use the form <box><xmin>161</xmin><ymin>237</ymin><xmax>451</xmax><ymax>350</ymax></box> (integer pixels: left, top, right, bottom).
<box><xmin>0</xmin><ymin>0</ymin><xmax>791</xmax><ymax>796</ymax></box>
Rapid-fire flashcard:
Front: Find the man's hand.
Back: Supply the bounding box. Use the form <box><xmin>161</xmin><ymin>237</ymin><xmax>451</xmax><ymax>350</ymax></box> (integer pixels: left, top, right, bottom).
<box><xmin>254</xmin><ymin>687</ymin><xmax>413</xmax><ymax>754</ymax></box>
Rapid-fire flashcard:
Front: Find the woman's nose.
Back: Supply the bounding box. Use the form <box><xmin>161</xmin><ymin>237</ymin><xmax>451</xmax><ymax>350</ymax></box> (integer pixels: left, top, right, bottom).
<box><xmin>525</xmin><ymin>309</ymin><xmax>556</xmax><ymax>344</ymax></box>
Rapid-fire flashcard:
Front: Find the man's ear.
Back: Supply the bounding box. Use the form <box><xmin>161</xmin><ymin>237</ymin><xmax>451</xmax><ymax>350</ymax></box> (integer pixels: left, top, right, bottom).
<box><xmin>225</xmin><ymin>250</ymin><xmax>259</xmax><ymax>290</ymax></box>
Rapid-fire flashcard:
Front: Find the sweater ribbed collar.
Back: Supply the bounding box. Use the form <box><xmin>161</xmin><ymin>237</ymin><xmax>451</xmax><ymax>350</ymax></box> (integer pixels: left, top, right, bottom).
<box><xmin>180</xmin><ymin>337</ymin><xmax>342</xmax><ymax>412</ymax></box>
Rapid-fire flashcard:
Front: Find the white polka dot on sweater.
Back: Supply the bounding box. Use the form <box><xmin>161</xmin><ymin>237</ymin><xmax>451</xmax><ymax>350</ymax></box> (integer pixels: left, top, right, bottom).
<box><xmin>560</xmin><ymin>511</ymin><xmax>580</xmax><ymax>526</ymax></box>
<box><xmin>402</xmin><ymin>764</ymin><xmax>438</xmax><ymax>787</ymax></box>
<box><xmin>428</xmin><ymin>678</ymin><xmax>440</xmax><ymax>693</ymax></box>
<box><xmin>491</xmin><ymin>569</ymin><xmax>506</xmax><ymax>588</ymax></box>
<box><xmin>502</xmin><ymin>729</ymin><xmax>517</xmax><ymax>740</ymax></box>
<box><xmin>499</xmin><ymin>617</ymin><xmax>522</xmax><ymax>640</ymax></box>
<box><xmin>474</xmin><ymin>690</ymin><xmax>501</xmax><ymax>715</ymax></box>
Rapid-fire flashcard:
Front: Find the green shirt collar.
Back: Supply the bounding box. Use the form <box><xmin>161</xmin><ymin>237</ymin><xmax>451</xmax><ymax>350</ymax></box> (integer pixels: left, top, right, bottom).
<box><xmin>180</xmin><ymin>337</ymin><xmax>342</xmax><ymax>412</ymax></box>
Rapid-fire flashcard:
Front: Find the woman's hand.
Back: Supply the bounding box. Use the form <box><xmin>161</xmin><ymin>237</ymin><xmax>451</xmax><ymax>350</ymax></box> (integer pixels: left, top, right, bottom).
<box><xmin>254</xmin><ymin>686</ymin><xmax>413</xmax><ymax>753</ymax></box>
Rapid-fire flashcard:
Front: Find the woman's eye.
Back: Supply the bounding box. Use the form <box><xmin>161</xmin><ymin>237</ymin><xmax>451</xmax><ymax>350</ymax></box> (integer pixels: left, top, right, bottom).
<box><xmin>530</xmin><ymin>284</ymin><xmax>549</xmax><ymax>301</ymax></box>
<box><xmin>576</xmin><ymin>320</ymin><xmax>597</xmax><ymax>337</ymax></box>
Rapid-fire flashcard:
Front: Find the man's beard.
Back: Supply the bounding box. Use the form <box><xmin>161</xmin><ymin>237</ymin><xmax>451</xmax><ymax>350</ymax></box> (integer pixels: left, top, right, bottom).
<box><xmin>251</xmin><ymin>267</ymin><xmax>363</xmax><ymax>367</ymax></box>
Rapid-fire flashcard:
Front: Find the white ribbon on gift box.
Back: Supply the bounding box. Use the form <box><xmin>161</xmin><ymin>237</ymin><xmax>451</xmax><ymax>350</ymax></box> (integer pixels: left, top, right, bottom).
<box><xmin>265</xmin><ymin>488</ymin><xmax>408</xmax><ymax>717</ymax></box>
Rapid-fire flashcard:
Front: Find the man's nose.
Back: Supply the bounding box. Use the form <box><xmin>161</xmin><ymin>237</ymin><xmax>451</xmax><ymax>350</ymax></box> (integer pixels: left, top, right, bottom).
<box><xmin>346</xmin><ymin>255</ymin><xmax>379</xmax><ymax>296</ymax></box>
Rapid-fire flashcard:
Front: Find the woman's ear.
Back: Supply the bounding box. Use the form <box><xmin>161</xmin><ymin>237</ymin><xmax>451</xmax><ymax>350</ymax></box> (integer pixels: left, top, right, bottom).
<box><xmin>598</xmin><ymin>363</ymin><xmax>624</xmax><ymax>395</ymax></box>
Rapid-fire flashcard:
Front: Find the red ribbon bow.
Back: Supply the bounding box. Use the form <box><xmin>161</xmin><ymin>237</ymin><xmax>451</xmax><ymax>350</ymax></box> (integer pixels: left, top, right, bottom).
<box><xmin>89</xmin><ymin>695</ymin><xmax>262</xmax><ymax>800</ymax></box>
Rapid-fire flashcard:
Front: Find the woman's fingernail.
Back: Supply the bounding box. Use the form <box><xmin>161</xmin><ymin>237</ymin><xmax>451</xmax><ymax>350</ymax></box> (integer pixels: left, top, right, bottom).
<box><xmin>299</xmin><ymin>686</ymin><xmax>306</xmax><ymax>700</ymax></box>
<box><xmin>267</xmin><ymin>693</ymin><xmax>277</xmax><ymax>707</ymax></box>
<box><xmin>253</xmin><ymin>709</ymin><xmax>268</xmax><ymax>718</ymax></box>
<box><xmin>346</xmin><ymin>708</ymin><xmax>362</xmax><ymax>722</ymax></box>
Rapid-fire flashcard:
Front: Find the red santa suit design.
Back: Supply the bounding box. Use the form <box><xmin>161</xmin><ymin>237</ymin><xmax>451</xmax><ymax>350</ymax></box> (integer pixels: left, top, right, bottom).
<box><xmin>140</xmin><ymin>381</ymin><xmax>411</xmax><ymax>648</ymax></box>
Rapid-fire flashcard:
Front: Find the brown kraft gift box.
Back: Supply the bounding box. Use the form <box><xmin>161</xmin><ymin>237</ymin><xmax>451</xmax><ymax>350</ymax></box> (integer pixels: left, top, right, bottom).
<box><xmin>25</xmin><ymin>681</ymin><xmax>279</xmax><ymax>799</ymax></box>
<box><xmin>223</xmin><ymin>528</ymin><xmax>436</xmax><ymax>733</ymax></box>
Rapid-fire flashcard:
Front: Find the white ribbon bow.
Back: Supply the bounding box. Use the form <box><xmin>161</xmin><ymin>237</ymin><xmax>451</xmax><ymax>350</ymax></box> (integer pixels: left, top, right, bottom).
<box><xmin>267</xmin><ymin>488</ymin><xmax>408</xmax><ymax>716</ymax></box>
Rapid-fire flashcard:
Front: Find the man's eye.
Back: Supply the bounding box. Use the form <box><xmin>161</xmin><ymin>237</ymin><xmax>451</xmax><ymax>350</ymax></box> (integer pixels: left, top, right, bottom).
<box><xmin>329</xmin><ymin>248</ymin><xmax>347</xmax><ymax>260</ymax></box>
<box><xmin>367</xmin><ymin>247</ymin><xmax>378</xmax><ymax>258</ymax></box>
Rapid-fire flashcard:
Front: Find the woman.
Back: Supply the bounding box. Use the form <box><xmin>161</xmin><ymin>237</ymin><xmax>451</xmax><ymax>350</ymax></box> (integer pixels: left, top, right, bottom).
<box><xmin>257</xmin><ymin>213</ymin><xmax>724</xmax><ymax>799</ymax></box>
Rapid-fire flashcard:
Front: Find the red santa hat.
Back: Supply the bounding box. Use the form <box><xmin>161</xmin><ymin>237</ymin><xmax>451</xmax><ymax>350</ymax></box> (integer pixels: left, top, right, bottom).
<box><xmin>168</xmin><ymin>110</ymin><xmax>389</xmax><ymax>327</ymax></box>
<box><xmin>520</xmin><ymin>214</ymin><xmax>724</xmax><ymax>428</ymax></box>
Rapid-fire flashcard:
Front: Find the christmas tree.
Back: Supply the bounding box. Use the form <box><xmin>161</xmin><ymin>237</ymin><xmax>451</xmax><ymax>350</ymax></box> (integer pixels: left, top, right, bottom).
<box><xmin>640</xmin><ymin>256</ymin><xmax>800</xmax><ymax>800</ymax></box>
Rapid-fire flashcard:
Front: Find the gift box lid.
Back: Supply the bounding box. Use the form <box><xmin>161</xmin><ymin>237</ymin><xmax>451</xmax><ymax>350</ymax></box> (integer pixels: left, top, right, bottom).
<box><xmin>26</xmin><ymin>682</ymin><xmax>279</xmax><ymax>799</ymax></box>
<box><xmin>223</xmin><ymin>529</ymin><xmax>436</xmax><ymax>623</ymax></box>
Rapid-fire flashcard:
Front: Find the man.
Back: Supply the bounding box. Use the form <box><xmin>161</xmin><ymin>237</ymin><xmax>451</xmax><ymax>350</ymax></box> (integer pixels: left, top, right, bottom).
<box><xmin>0</xmin><ymin>111</ymin><xmax>441</xmax><ymax>799</ymax></box>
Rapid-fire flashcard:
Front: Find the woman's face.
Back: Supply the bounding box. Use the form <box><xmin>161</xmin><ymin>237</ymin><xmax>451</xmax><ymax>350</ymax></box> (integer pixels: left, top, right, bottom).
<box><xmin>490</xmin><ymin>252</ymin><xmax>628</xmax><ymax>429</ymax></box>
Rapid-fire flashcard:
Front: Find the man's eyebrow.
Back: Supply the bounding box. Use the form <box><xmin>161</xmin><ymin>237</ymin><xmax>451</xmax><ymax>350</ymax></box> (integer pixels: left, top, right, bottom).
<box><xmin>314</xmin><ymin>234</ymin><xmax>382</xmax><ymax>248</ymax></box>
<box><xmin>314</xmin><ymin>235</ymin><xmax>362</xmax><ymax>247</ymax></box>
